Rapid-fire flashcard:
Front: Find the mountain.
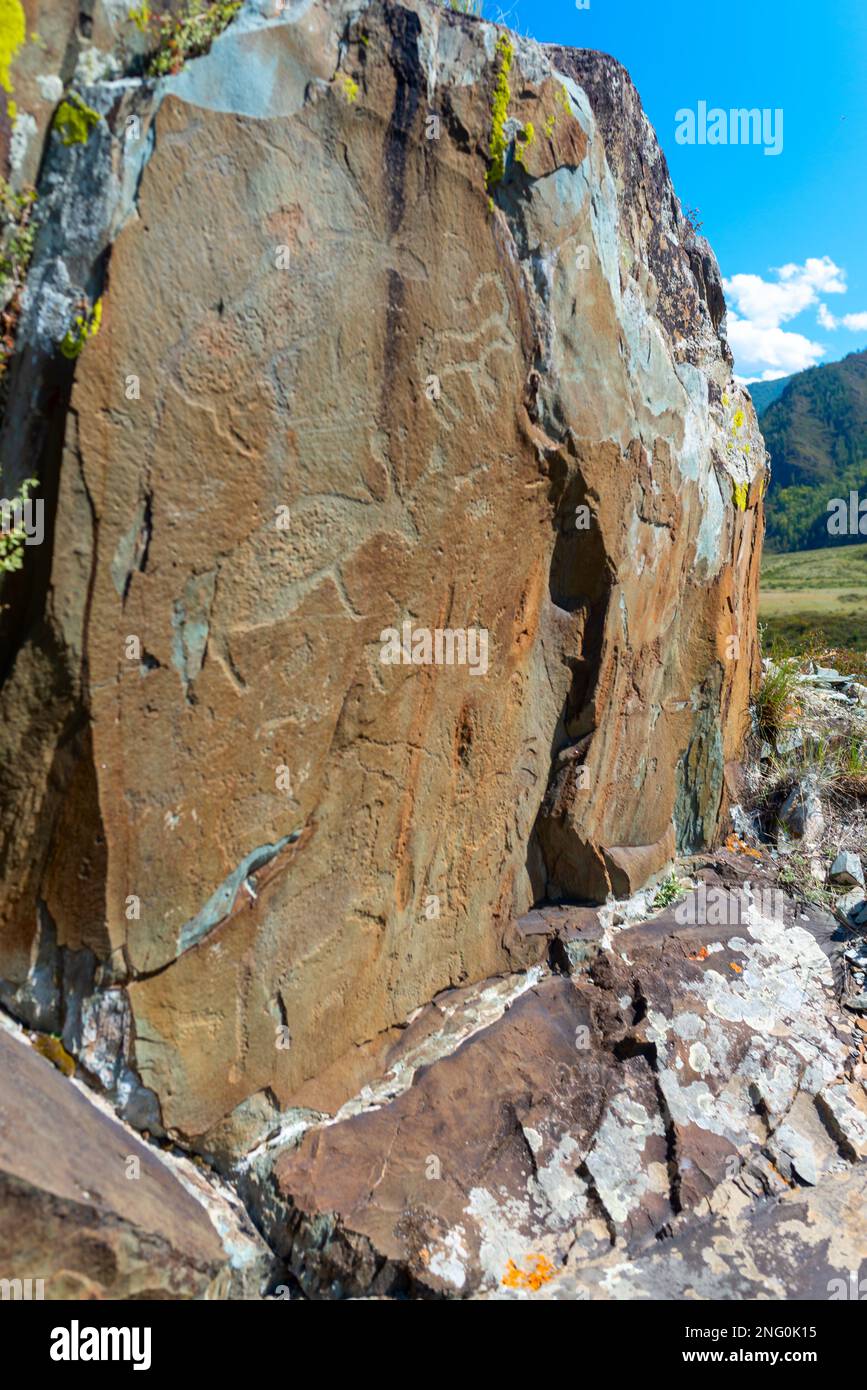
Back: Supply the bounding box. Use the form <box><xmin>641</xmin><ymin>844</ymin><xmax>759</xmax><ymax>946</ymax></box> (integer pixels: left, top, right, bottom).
<box><xmin>755</xmin><ymin>348</ymin><xmax>867</xmax><ymax>551</ymax></box>
<box><xmin>747</xmin><ymin>373</ymin><xmax>795</xmax><ymax>414</ymax></box>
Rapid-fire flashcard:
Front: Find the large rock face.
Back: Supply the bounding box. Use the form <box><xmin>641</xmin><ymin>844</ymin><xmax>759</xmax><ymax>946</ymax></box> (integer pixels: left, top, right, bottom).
<box><xmin>0</xmin><ymin>0</ymin><xmax>765</xmax><ymax>1158</ymax></box>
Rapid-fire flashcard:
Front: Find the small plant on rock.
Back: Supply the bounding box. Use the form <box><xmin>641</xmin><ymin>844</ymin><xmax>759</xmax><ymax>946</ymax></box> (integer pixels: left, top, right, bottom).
<box><xmin>0</xmin><ymin>179</ymin><xmax>37</xmax><ymax>292</ymax></box>
<box><xmin>130</xmin><ymin>0</ymin><xmax>242</xmax><ymax>78</ymax></box>
<box><xmin>683</xmin><ymin>205</ymin><xmax>703</xmax><ymax>234</ymax></box>
<box><xmin>754</xmin><ymin>660</ymin><xmax>800</xmax><ymax>742</ymax></box>
<box><xmin>832</xmin><ymin>738</ymin><xmax>867</xmax><ymax>800</ymax></box>
<box><xmin>0</xmin><ymin>476</ymin><xmax>38</xmax><ymax>574</ymax></box>
<box><xmin>0</xmin><ymin>178</ymin><xmax>38</xmax><ymax>409</ymax></box>
<box><xmin>651</xmin><ymin>870</ymin><xmax>685</xmax><ymax>911</ymax></box>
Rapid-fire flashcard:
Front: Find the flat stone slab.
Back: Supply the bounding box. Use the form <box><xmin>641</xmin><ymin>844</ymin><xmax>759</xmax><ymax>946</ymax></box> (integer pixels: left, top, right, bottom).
<box><xmin>270</xmin><ymin>900</ymin><xmax>866</xmax><ymax>1299</ymax></box>
<box><xmin>0</xmin><ymin>1024</ymin><xmax>269</xmax><ymax>1299</ymax></box>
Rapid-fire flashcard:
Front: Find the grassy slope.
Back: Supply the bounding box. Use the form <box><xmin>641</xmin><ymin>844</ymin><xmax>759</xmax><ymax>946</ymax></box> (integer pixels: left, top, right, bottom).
<box><xmin>760</xmin><ymin>540</ymin><xmax>867</xmax><ymax>650</ymax></box>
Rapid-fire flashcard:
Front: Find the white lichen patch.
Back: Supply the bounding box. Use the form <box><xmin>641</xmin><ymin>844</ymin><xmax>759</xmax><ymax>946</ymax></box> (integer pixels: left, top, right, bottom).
<box><xmin>36</xmin><ymin>73</ymin><xmax>64</xmax><ymax>103</ymax></box>
<box><xmin>585</xmin><ymin>1093</ymin><xmax>667</xmax><ymax>1225</ymax></box>
<box><xmin>427</xmin><ymin>1227</ymin><xmax>469</xmax><ymax>1290</ymax></box>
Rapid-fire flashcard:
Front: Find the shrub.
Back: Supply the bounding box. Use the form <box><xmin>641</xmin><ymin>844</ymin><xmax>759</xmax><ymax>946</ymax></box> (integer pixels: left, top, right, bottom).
<box><xmin>753</xmin><ymin>660</ymin><xmax>800</xmax><ymax>742</ymax></box>
<box><xmin>650</xmin><ymin>870</ymin><xmax>685</xmax><ymax>911</ymax></box>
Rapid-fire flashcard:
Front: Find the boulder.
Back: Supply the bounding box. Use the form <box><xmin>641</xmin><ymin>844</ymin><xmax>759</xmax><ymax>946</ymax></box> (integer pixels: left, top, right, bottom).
<box><xmin>777</xmin><ymin>774</ymin><xmax>825</xmax><ymax>850</ymax></box>
<box><xmin>0</xmin><ymin>1019</ymin><xmax>273</xmax><ymax>1298</ymax></box>
<box><xmin>0</xmin><ymin>0</ymin><xmax>765</xmax><ymax>1156</ymax></box>
<box><xmin>830</xmin><ymin>850</ymin><xmax>865</xmax><ymax>888</ymax></box>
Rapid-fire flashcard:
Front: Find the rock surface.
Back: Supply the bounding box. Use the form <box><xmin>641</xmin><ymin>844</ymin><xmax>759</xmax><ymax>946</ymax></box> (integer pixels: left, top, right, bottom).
<box><xmin>261</xmin><ymin>856</ymin><xmax>867</xmax><ymax>1299</ymax></box>
<box><xmin>831</xmin><ymin>850</ymin><xmax>865</xmax><ymax>888</ymax></box>
<box><xmin>0</xmin><ymin>1017</ymin><xmax>272</xmax><ymax>1298</ymax></box>
<box><xmin>0</xmin><ymin>0</ymin><xmax>767</xmax><ymax>1163</ymax></box>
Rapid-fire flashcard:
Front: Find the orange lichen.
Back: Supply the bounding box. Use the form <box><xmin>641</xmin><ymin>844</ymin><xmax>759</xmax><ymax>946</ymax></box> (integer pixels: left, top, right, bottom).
<box><xmin>724</xmin><ymin>833</ymin><xmax>762</xmax><ymax>859</ymax></box>
<box><xmin>729</xmin><ymin>962</ymin><xmax>743</xmax><ymax>974</ymax></box>
<box><xmin>502</xmin><ymin>1255</ymin><xmax>556</xmax><ymax>1291</ymax></box>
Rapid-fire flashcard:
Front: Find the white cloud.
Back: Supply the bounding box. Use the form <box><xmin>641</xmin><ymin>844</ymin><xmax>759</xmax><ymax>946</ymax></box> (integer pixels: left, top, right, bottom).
<box><xmin>725</xmin><ymin>311</ymin><xmax>825</xmax><ymax>379</ymax></box>
<box><xmin>776</xmin><ymin>257</ymin><xmax>847</xmax><ymax>295</ymax></box>
<box><xmin>721</xmin><ymin>256</ymin><xmax>850</xmax><ymax>378</ymax></box>
<box><xmin>817</xmin><ymin>304</ymin><xmax>867</xmax><ymax>332</ymax></box>
<box><xmin>723</xmin><ymin>256</ymin><xmax>846</xmax><ymax>331</ymax></box>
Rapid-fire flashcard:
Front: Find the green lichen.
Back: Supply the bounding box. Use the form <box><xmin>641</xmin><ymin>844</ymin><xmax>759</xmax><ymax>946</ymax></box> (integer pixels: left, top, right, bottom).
<box><xmin>339</xmin><ymin>74</ymin><xmax>359</xmax><ymax>103</ymax></box>
<box><xmin>0</xmin><ymin>0</ymin><xmax>25</xmax><ymax>96</ymax></box>
<box><xmin>60</xmin><ymin>298</ymin><xmax>102</xmax><ymax>360</ymax></box>
<box><xmin>515</xmin><ymin>119</ymin><xmax>535</xmax><ymax>167</ymax></box>
<box><xmin>53</xmin><ymin>92</ymin><xmax>101</xmax><ymax>147</ymax></box>
<box><xmin>732</xmin><ymin>480</ymin><xmax>749</xmax><ymax>511</ymax></box>
<box><xmin>486</xmin><ymin>34</ymin><xmax>514</xmax><ymax>190</ymax></box>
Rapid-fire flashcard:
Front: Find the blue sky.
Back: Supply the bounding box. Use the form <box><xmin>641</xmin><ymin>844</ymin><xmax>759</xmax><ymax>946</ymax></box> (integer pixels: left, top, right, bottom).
<box><xmin>497</xmin><ymin>0</ymin><xmax>867</xmax><ymax>382</ymax></box>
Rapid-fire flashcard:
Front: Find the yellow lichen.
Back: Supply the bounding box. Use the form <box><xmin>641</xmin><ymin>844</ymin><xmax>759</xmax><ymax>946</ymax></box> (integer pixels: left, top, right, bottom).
<box><xmin>53</xmin><ymin>91</ymin><xmax>101</xmax><ymax>147</ymax></box>
<box><xmin>128</xmin><ymin>3</ymin><xmax>151</xmax><ymax>32</ymax></box>
<box><xmin>544</xmin><ymin>112</ymin><xmax>556</xmax><ymax>138</ymax></box>
<box><xmin>60</xmin><ymin>297</ymin><xmax>103</xmax><ymax>359</ymax></box>
<box><xmin>515</xmin><ymin>119</ymin><xmax>535</xmax><ymax>167</ymax></box>
<box><xmin>0</xmin><ymin>0</ymin><xmax>25</xmax><ymax>97</ymax></box>
<box><xmin>485</xmin><ymin>34</ymin><xmax>513</xmax><ymax>190</ymax></box>
<box><xmin>30</xmin><ymin>1033</ymin><xmax>76</xmax><ymax>1077</ymax></box>
<box><xmin>339</xmin><ymin>74</ymin><xmax>359</xmax><ymax>103</ymax></box>
<box><xmin>732</xmin><ymin>480</ymin><xmax>749</xmax><ymax>511</ymax></box>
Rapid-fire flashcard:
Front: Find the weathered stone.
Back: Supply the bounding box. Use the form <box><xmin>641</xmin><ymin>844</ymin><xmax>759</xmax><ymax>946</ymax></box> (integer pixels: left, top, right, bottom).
<box><xmin>548</xmin><ymin>1164</ymin><xmax>867</xmax><ymax>1300</ymax></box>
<box><xmin>0</xmin><ymin>0</ymin><xmax>765</xmax><ymax>1157</ymax></box>
<box><xmin>777</xmin><ymin>773</ymin><xmax>825</xmax><ymax>849</ymax></box>
<box><xmin>0</xmin><ymin>1019</ymin><xmax>273</xmax><ymax>1298</ymax></box>
<box><xmin>817</xmin><ymin>1083</ymin><xmax>867</xmax><ymax>1160</ymax></box>
<box><xmin>0</xmin><ymin>1</ymin><xmax>185</xmax><ymax>189</ymax></box>
<box><xmin>262</xmin><ymin>888</ymin><xmax>863</xmax><ymax>1298</ymax></box>
<box><xmin>830</xmin><ymin>850</ymin><xmax>865</xmax><ymax>888</ymax></box>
